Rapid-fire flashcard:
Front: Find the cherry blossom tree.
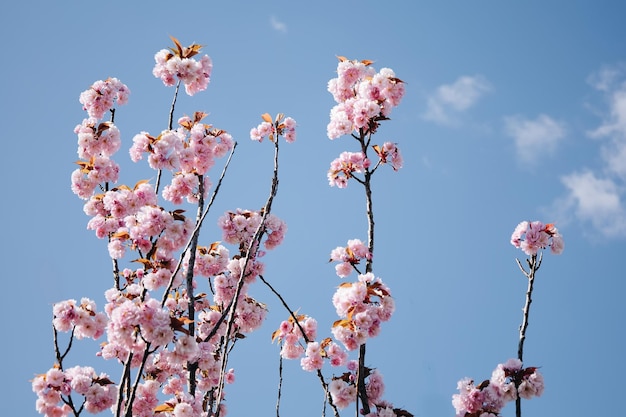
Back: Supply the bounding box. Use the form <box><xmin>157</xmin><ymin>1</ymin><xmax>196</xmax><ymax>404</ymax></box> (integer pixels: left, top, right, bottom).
<box><xmin>32</xmin><ymin>36</ymin><xmax>562</xmax><ymax>417</ymax></box>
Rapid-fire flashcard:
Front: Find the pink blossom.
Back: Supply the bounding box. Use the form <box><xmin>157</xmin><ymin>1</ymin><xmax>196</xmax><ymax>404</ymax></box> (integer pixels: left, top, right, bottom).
<box><xmin>326</xmin><ymin>342</ymin><xmax>348</xmax><ymax>367</ymax></box>
<box><xmin>327</xmin><ymin>58</ymin><xmax>404</xmax><ymax>138</ymax></box>
<box><xmin>328</xmin><ymin>378</ymin><xmax>357</xmax><ymax>409</ymax></box>
<box><xmin>328</xmin><ymin>151</ymin><xmax>371</xmax><ymax>188</ymax></box>
<box><xmin>173</xmin><ymin>402</ymin><xmax>194</xmax><ymax>417</ymax></box>
<box><xmin>84</xmin><ymin>382</ymin><xmax>117</xmax><ymax>413</ymax></box>
<box><xmin>250</xmin><ymin>115</ymin><xmax>297</xmax><ymax>143</ymax></box>
<box><xmin>511</xmin><ymin>221</ymin><xmax>564</xmax><ymax>256</ymax></box>
<box><xmin>365</xmin><ymin>370</ymin><xmax>385</xmax><ymax>405</ymax></box>
<box><xmin>301</xmin><ymin>342</ymin><xmax>324</xmax><ymax>371</ymax></box>
<box><xmin>79</xmin><ymin>78</ymin><xmax>130</xmax><ymax>120</ymax></box>
<box><xmin>452</xmin><ymin>360</ymin><xmax>543</xmax><ymax>416</ymax></box>
<box><xmin>225</xmin><ymin>368</ymin><xmax>236</xmax><ymax>384</ymax></box>
<box><xmin>152</xmin><ymin>40</ymin><xmax>213</xmax><ymax>96</ymax></box>
<box><xmin>375</xmin><ymin>142</ymin><xmax>403</xmax><ymax>171</ymax></box>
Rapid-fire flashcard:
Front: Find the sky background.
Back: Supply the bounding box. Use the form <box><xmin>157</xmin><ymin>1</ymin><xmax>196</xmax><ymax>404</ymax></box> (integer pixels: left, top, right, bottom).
<box><xmin>2</xmin><ymin>1</ymin><xmax>625</xmax><ymax>416</ymax></box>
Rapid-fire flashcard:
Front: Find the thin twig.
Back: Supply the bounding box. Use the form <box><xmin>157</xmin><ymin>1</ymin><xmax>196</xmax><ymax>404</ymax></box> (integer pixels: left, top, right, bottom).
<box><xmin>160</xmin><ymin>143</ymin><xmax>238</xmax><ymax>307</ymax></box>
<box><xmin>259</xmin><ymin>275</ymin><xmax>340</xmax><ymax>417</ymax></box>
<box><xmin>276</xmin><ymin>353</ymin><xmax>283</xmax><ymax>417</ymax></box>
<box><xmin>185</xmin><ymin>173</ymin><xmax>205</xmax><ymax>396</ymax></box>
<box><xmin>515</xmin><ymin>252</ymin><xmax>541</xmax><ymax>417</ymax></box>
<box><xmin>215</xmin><ymin>138</ymin><xmax>281</xmax><ymax>416</ymax></box>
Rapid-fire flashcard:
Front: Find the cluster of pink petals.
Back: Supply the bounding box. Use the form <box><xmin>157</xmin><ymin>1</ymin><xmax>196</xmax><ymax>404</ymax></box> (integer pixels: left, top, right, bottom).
<box><xmin>79</xmin><ymin>77</ymin><xmax>130</xmax><ymax>120</ymax></box>
<box><xmin>330</xmin><ymin>239</ymin><xmax>372</xmax><ymax>277</ymax></box>
<box><xmin>328</xmin><ymin>365</ymin><xmax>395</xmax><ymax>412</ymax></box>
<box><xmin>102</xmin><ymin>294</ymin><xmax>176</xmax><ymax>360</ymax></box>
<box><xmin>32</xmin><ymin>366</ymin><xmax>117</xmax><ymax>416</ymax></box>
<box><xmin>153</xmin><ymin>49</ymin><xmax>213</xmax><ymax>96</ymax></box>
<box><xmin>329</xmin><ymin>377</ymin><xmax>358</xmax><ymax>409</ymax></box>
<box><xmin>331</xmin><ymin>273</ymin><xmax>395</xmax><ymax>351</ymax></box>
<box><xmin>374</xmin><ymin>142</ymin><xmax>403</xmax><ymax>171</ymax></box>
<box><xmin>274</xmin><ymin>315</ymin><xmax>318</xmax><ymax>360</ymax></box>
<box><xmin>300</xmin><ymin>340</ymin><xmax>348</xmax><ymax>371</ymax></box>
<box><xmin>328</xmin><ymin>151</ymin><xmax>371</xmax><ymax>188</ymax></box>
<box><xmin>511</xmin><ymin>221</ymin><xmax>564</xmax><ymax>256</ymax></box>
<box><xmin>186</xmin><ymin>243</ymin><xmax>230</xmax><ymax>278</ymax></box>
<box><xmin>129</xmin><ymin>117</ymin><xmax>234</xmax><ymax>204</ymax></box>
<box><xmin>218</xmin><ymin>209</ymin><xmax>287</xmax><ymax>253</ymax></box>
<box><xmin>452</xmin><ymin>358</ymin><xmax>544</xmax><ymax>417</ymax></box>
<box><xmin>52</xmin><ymin>298</ymin><xmax>107</xmax><ymax>340</ymax></box>
<box><xmin>85</xmin><ymin>183</ymin><xmax>194</xmax><ymax>260</ymax></box>
<box><xmin>72</xmin><ymin>116</ymin><xmax>125</xmax><ymax>199</ymax></box>
<box><xmin>327</xmin><ymin>58</ymin><xmax>405</xmax><ymax>139</ymax></box>
<box><xmin>250</xmin><ymin>116</ymin><xmax>297</xmax><ymax>143</ymax></box>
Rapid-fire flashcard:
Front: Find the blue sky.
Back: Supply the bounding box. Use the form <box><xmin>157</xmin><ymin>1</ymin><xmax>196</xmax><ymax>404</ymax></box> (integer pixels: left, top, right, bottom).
<box><xmin>2</xmin><ymin>1</ymin><xmax>625</xmax><ymax>416</ymax></box>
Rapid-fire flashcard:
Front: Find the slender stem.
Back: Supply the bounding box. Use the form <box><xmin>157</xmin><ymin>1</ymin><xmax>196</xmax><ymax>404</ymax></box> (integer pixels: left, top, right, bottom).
<box><xmin>168</xmin><ymin>81</ymin><xmax>181</xmax><ymax>130</ymax></box>
<box><xmin>185</xmin><ymin>174</ymin><xmax>205</xmax><ymax>396</ymax></box>
<box><xmin>357</xmin><ymin>130</ymin><xmax>373</xmax><ymax>416</ymax></box>
<box><xmin>514</xmin><ymin>253</ymin><xmax>541</xmax><ymax>417</ymax></box>
<box><xmin>115</xmin><ymin>351</ymin><xmax>133</xmax><ymax>417</ymax></box>
<box><xmin>124</xmin><ymin>343</ymin><xmax>153</xmax><ymax>417</ymax></box>
<box><xmin>259</xmin><ymin>274</ymin><xmax>340</xmax><ymax>417</ymax></box>
<box><xmin>276</xmin><ymin>353</ymin><xmax>283</xmax><ymax>417</ymax></box>
<box><xmin>160</xmin><ymin>143</ymin><xmax>238</xmax><ymax>308</ymax></box>
<box><xmin>215</xmin><ymin>138</ymin><xmax>281</xmax><ymax>416</ymax></box>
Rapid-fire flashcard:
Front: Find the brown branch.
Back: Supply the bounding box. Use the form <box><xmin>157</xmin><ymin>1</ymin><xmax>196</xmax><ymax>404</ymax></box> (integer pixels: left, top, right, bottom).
<box><xmin>215</xmin><ymin>138</ymin><xmax>281</xmax><ymax>416</ymax></box>
<box><xmin>160</xmin><ymin>142</ymin><xmax>238</xmax><ymax>308</ymax></box>
<box><xmin>259</xmin><ymin>274</ymin><xmax>340</xmax><ymax>417</ymax></box>
<box><xmin>514</xmin><ymin>252</ymin><xmax>541</xmax><ymax>417</ymax></box>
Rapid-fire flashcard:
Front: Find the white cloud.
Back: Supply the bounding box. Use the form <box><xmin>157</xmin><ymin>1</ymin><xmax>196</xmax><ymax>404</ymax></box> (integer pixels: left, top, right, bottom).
<box><xmin>586</xmin><ymin>63</ymin><xmax>626</xmax><ymax>92</ymax></box>
<box><xmin>504</xmin><ymin>114</ymin><xmax>566</xmax><ymax>164</ymax></box>
<box><xmin>560</xmin><ymin>170</ymin><xmax>626</xmax><ymax>237</ymax></box>
<box><xmin>555</xmin><ymin>64</ymin><xmax>626</xmax><ymax>238</ymax></box>
<box><xmin>270</xmin><ymin>16</ymin><xmax>287</xmax><ymax>33</ymax></box>
<box><xmin>589</xmin><ymin>82</ymin><xmax>626</xmax><ymax>139</ymax></box>
<box><xmin>422</xmin><ymin>75</ymin><xmax>491</xmax><ymax>125</ymax></box>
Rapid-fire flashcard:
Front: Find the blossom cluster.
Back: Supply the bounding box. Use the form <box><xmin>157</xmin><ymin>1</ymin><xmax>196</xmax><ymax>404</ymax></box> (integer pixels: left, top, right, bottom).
<box><xmin>331</xmin><ymin>272</ymin><xmax>395</xmax><ymax>351</ymax></box>
<box><xmin>218</xmin><ymin>208</ymin><xmax>287</xmax><ymax>253</ymax></box>
<box><xmin>273</xmin><ymin>314</ymin><xmax>348</xmax><ymax>371</ymax></box>
<box><xmin>71</xmin><ymin>78</ymin><xmax>130</xmax><ymax>199</ymax></box>
<box><xmin>152</xmin><ymin>37</ymin><xmax>213</xmax><ymax>96</ymax></box>
<box><xmin>329</xmin><ymin>238</ymin><xmax>372</xmax><ymax>277</ymax></box>
<box><xmin>511</xmin><ymin>221</ymin><xmax>564</xmax><ymax>256</ymax></box>
<box><xmin>250</xmin><ymin>113</ymin><xmax>297</xmax><ymax>143</ymax></box>
<box><xmin>32</xmin><ymin>366</ymin><xmax>117</xmax><ymax>416</ymax></box>
<box><xmin>452</xmin><ymin>359</ymin><xmax>544</xmax><ymax>417</ymax></box>
<box><xmin>373</xmin><ymin>142</ymin><xmax>403</xmax><ymax>171</ymax></box>
<box><xmin>130</xmin><ymin>113</ymin><xmax>234</xmax><ymax>204</ymax></box>
<box><xmin>327</xmin><ymin>57</ymin><xmax>405</xmax><ymax>139</ymax></box>
<box><xmin>272</xmin><ymin>314</ymin><xmax>318</xmax><ymax>360</ymax></box>
<box><xmin>52</xmin><ymin>298</ymin><xmax>107</xmax><ymax>340</ymax></box>
<box><xmin>79</xmin><ymin>77</ymin><xmax>130</xmax><ymax>120</ymax></box>
<box><xmin>328</xmin><ymin>151</ymin><xmax>371</xmax><ymax>188</ymax></box>
<box><xmin>48</xmin><ymin>38</ymin><xmax>300</xmax><ymax>417</ymax></box>
<box><xmin>328</xmin><ymin>363</ymin><xmax>391</xmax><ymax>412</ymax></box>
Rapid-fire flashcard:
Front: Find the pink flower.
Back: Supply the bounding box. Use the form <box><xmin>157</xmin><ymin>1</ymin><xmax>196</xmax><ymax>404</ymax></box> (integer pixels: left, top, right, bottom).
<box><xmin>365</xmin><ymin>370</ymin><xmax>385</xmax><ymax>405</ymax></box>
<box><xmin>326</xmin><ymin>58</ymin><xmax>404</xmax><ymax>138</ymax></box>
<box><xmin>79</xmin><ymin>78</ymin><xmax>130</xmax><ymax>120</ymax></box>
<box><xmin>328</xmin><ymin>151</ymin><xmax>371</xmax><ymax>188</ymax></box>
<box><xmin>374</xmin><ymin>142</ymin><xmax>403</xmax><ymax>171</ymax></box>
<box><xmin>152</xmin><ymin>39</ymin><xmax>213</xmax><ymax>96</ymax></box>
<box><xmin>250</xmin><ymin>115</ymin><xmax>297</xmax><ymax>143</ymax></box>
<box><xmin>511</xmin><ymin>221</ymin><xmax>564</xmax><ymax>256</ymax></box>
<box><xmin>329</xmin><ymin>379</ymin><xmax>357</xmax><ymax>409</ymax></box>
<box><xmin>301</xmin><ymin>342</ymin><xmax>324</xmax><ymax>371</ymax></box>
